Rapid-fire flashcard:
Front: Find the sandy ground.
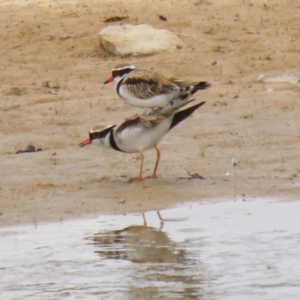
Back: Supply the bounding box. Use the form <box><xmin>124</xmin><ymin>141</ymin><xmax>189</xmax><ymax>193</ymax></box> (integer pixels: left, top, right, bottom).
<box><xmin>0</xmin><ymin>0</ymin><xmax>299</xmax><ymax>227</ymax></box>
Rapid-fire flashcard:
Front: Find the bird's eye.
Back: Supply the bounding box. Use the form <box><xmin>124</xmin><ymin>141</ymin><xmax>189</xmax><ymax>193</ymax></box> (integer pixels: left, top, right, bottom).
<box><xmin>112</xmin><ymin>70</ymin><xmax>120</xmax><ymax>77</ymax></box>
<box><xmin>90</xmin><ymin>132</ymin><xmax>98</xmax><ymax>139</ymax></box>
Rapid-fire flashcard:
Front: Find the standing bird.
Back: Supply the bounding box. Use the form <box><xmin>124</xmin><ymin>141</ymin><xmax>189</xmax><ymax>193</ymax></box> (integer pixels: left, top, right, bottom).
<box><xmin>79</xmin><ymin>101</ymin><xmax>205</xmax><ymax>181</ymax></box>
<box><xmin>104</xmin><ymin>63</ymin><xmax>210</xmax><ymax>114</ymax></box>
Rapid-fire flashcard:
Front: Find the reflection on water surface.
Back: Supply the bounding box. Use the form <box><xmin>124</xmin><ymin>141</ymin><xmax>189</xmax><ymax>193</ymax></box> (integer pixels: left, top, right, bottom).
<box><xmin>1</xmin><ymin>199</ymin><xmax>300</xmax><ymax>299</ymax></box>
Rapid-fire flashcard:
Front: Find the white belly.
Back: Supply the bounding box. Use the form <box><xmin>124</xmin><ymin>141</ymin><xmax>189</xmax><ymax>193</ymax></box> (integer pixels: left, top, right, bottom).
<box><xmin>116</xmin><ymin>118</ymin><xmax>172</xmax><ymax>153</ymax></box>
<box><xmin>119</xmin><ymin>85</ymin><xmax>179</xmax><ymax>108</ymax></box>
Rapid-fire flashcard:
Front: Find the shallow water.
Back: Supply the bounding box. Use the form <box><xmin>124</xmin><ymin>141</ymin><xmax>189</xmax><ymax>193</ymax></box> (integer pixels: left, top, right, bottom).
<box><xmin>1</xmin><ymin>199</ymin><xmax>300</xmax><ymax>300</ymax></box>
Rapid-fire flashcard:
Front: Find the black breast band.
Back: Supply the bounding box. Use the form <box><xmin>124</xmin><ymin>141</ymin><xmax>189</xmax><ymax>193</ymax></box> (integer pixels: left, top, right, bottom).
<box><xmin>116</xmin><ymin>77</ymin><xmax>124</xmax><ymax>97</ymax></box>
<box><xmin>109</xmin><ymin>132</ymin><xmax>125</xmax><ymax>152</ymax></box>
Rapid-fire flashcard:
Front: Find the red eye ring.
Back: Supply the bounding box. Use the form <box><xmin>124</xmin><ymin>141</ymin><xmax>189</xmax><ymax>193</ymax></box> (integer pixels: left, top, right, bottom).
<box><xmin>90</xmin><ymin>132</ymin><xmax>98</xmax><ymax>139</ymax></box>
<box><xmin>112</xmin><ymin>70</ymin><xmax>120</xmax><ymax>77</ymax></box>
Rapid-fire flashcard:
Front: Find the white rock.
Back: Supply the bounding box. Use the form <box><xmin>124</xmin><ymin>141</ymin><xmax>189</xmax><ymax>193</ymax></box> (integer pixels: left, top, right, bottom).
<box><xmin>255</xmin><ymin>73</ymin><xmax>300</xmax><ymax>84</ymax></box>
<box><xmin>99</xmin><ymin>24</ymin><xmax>185</xmax><ymax>57</ymax></box>
<box><xmin>231</xmin><ymin>158</ymin><xmax>240</xmax><ymax>166</ymax></box>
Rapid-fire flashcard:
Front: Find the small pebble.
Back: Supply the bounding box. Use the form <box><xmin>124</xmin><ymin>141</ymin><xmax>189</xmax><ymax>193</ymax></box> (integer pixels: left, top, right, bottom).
<box><xmin>212</xmin><ymin>61</ymin><xmax>220</xmax><ymax>66</ymax></box>
<box><xmin>15</xmin><ymin>145</ymin><xmax>42</xmax><ymax>154</ymax></box>
<box><xmin>42</xmin><ymin>81</ymin><xmax>50</xmax><ymax>88</ymax></box>
<box><xmin>187</xmin><ymin>172</ymin><xmax>205</xmax><ymax>179</ymax></box>
<box><xmin>26</xmin><ymin>145</ymin><xmax>36</xmax><ymax>152</ymax></box>
<box><xmin>49</xmin><ymin>89</ymin><xmax>58</xmax><ymax>95</ymax></box>
<box><xmin>60</xmin><ymin>35</ymin><xmax>73</xmax><ymax>40</ymax></box>
<box><xmin>232</xmin><ymin>158</ymin><xmax>240</xmax><ymax>166</ymax></box>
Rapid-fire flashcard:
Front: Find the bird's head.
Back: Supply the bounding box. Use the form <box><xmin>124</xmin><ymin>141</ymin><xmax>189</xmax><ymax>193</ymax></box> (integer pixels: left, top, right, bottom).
<box><xmin>104</xmin><ymin>63</ymin><xmax>136</xmax><ymax>84</ymax></box>
<box><xmin>79</xmin><ymin>125</ymin><xmax>116</xmax><ymax>147</ymax></box>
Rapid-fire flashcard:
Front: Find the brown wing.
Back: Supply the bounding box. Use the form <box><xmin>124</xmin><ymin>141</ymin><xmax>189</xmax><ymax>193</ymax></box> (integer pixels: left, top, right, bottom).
<box><xmin>122</xmin><ymin>69</ymin><xmax>180</xmax><ymax>99</ymax></box>
<box><xmin>169</xmin><ymin>77</ymin><xmax>203</xmax><ymax>89</ymax></box>
<box><xmin>115</xmin><ymin>113</ymin><xmax>166</xmax><ymax>133</ymax></box>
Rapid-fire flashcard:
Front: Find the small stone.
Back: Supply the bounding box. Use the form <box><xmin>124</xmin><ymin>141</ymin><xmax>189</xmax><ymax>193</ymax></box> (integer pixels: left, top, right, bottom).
<box><xmin>104</xmin><ymin>16</ymin><xmax>127</xmax><ymax>23</ymax></box>
<box><xmin>60</xmin><ymin>35</ymin><xmax>73</xmax><ymax>40</ymax></box>
<box><xmin>15</xmin><ymin>150</ymin><xmax>24</xmax><ymax>154</ymax></box>
<box><xmin>47</xmin><ymin>35</ymin><xmax>56</xmax><ymax>41</ymax></box>
<box><xmin>42</xmin><ymin>81</ymin><xmax>50</xmax><ymax>88</ymax></box>
<box><xmin>36</xmin><ymin>148</ymin><xmax>42</xmax><ymax>152</ymax></box>
<box><xmin>49</xmin><ymin>89</ymin><xmax>58</xmax><ymax>95</ymax></box>
<box><xmin>232</xmin><ymin>158</ymin><xmax>240</xmax><ymax>166</ymax></box>
<box><xmin>117</xmin><ymin>200</ymin><xmax>126</xmax><ymax>204</ymax></box>
<box><xmin>26</xmin><ymin>145</ymin><xmax>36</xmax><ymax>152</ymax></box>
<box><xmin>187</xmin><ymin>172</ymin><xmax>205</xmax><ymax>179</ymax></box>
<box><xmin>212</xmin><ymin>60</ymin><xmax>220</xmax><ymax>66</ymax></box>
<box><xmin>159</xmin><ymin>15</ymin><xmax>167</xmax><ymax>21</ymax></box>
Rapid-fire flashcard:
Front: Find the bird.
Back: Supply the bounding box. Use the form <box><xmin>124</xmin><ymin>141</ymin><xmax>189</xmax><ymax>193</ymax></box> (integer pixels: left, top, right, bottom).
<box><xmin>79</xmin><ymin>100</ymin><xmax>206</xmax><ymax>181</ymax></box>
<box><xmin>104</xmin><ymin>63</ymin><xmax>211</xmax><ymax>114</ymax></box>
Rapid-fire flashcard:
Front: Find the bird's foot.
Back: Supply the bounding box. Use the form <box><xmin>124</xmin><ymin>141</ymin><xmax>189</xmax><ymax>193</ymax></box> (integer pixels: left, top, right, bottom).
<box><xmin>145</xmin><ymin>173</ymin><xmax>158</xmax><ymax>179</ymax></box>
<box><xmin>128</xmin><ymin>176</ymin><xmax>145</xmax><ymax>183</ymax></box>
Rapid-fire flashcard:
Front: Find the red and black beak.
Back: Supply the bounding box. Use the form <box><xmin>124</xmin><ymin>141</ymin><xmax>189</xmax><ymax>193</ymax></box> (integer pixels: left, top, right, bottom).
<box><xmin>79</xmin><ymin>138</ymin><xmax>92</xmax><ymax>147</ymax></box>
<box><xmin>104</xmin><ymin>76</ymin><xmax>114</xmax><ymax>84</ymax></box>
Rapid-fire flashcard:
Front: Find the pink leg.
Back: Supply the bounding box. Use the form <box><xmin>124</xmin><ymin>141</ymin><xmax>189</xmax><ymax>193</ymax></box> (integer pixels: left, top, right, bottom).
<box><xmin>136</xmin><ymin>151</ymin><xmax>145</xmax><ymax>181</ymax></box>
<box><xmin>146</xmin><ymin>146</ymin><xmax>161</xmax><ymax>179</ymax></box>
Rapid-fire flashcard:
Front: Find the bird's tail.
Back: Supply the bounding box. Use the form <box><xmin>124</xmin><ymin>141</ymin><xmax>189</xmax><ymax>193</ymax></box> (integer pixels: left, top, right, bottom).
<box><xmin>192</xmin><ymin>81</ymin><xmax>211</xmax><ymax>93</ymax></box>
<box><xmin>161</xmin><ymin>98</ymin><xmax>196</xmax><ymax>117</ymax></box>
<box><xmin>157</xmin><ymin>81</ymin><xmax>210</xmax><ymax>115</ymax></box>
<box><xmin>169</xmin><ymin>101</ymin><xmax>206</xmax><ymax>130</ymax></box>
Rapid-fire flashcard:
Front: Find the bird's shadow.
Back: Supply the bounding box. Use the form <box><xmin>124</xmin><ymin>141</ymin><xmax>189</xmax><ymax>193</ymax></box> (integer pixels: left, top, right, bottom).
<box><xmin>93</xmin><ymin>173</ymin><xmax>206</xmax><ymax>184</ymax></box>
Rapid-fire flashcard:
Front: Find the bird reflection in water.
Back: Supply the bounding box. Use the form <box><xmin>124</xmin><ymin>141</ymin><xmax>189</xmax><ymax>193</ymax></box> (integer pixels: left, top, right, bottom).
<box><xmin>92</xmin><ymin>211</ymin><xmax>184</xmax><ymax>263</ymax></box>
<box><xmin>90</xmin><ymin>211</ymin><xmax>207</xmax><ymax>300</ymax></box>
